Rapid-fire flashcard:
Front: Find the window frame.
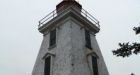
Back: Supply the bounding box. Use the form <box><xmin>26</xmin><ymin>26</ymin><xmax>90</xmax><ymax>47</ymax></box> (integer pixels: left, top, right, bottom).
<box><xmin>44</xmin><ymin>56</ymin><xmax>51</xmax><ymax>75</ymax></box>
<box><xmin>92</xmin><ymin>56</ymin><xmax>98</xmax><ymax>75</ymax></box>
<box><xmin>49</xmin><ymin>29</ymin><xmax>56</xmax><ymax>48</ymax></box>
<box><xmin>85</xmin><ymin>29</ymin><xmax>92</xmax><ymax>49</ymax></box>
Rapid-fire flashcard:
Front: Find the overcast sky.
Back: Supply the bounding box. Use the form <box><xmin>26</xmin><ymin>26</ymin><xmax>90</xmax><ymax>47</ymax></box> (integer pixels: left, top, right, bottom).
<box><xmin>0</xmin><ymin>0</ymin><xmax>140</xmax><ymax>75</ymax></box>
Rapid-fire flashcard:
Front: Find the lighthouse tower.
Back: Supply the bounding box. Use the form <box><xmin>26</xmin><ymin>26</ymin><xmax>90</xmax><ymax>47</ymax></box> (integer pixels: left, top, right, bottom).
<box><xmin>32</xmin><ymin>0</ymin><xmax>109</xmax><ymax>75</ymax></box>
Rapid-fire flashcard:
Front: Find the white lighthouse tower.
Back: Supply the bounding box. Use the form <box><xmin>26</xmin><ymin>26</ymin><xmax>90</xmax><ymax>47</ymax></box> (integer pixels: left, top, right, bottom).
<box><xmin>32</xmin><ymin>0</ymin><xmax>109</xmax><ymax>75</ymax></box>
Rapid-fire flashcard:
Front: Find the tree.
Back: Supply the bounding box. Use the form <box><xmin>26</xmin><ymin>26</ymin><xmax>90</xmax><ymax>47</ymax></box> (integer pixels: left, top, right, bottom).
<box><xmin>112</xmin><ymin>25</ymin><xmax>140</xmax><ymax>58</ymax></box>
<box><xmin>131</xmin><ymin>73</ymin><xmax>135</xmax><ymax>75</ymax></box>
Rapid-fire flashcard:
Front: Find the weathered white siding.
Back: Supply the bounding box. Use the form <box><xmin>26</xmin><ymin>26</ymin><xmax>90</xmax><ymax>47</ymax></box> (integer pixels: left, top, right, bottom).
<box><xmin>32</xmin><ymin>17</ymin><xmax>109</xmax><ymax>75</ymax></box>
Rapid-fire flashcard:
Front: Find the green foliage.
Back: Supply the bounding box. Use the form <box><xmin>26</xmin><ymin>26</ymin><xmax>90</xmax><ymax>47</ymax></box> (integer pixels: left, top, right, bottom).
<box><xmin>112</xmin><ymin>26</ymin><xmax>140</xmax><ymax>57</ymax></box>
<box><xmin>133</xmin><ymin>26</ymin><xmax>140</xmax><ymax>34</ymax></box>
<box><xmin>131</xmin><ymin>73</ymin><xmax>135</xmax><ymax>75</ymax></box>
<box><xmin>112</xmin><ymin>42</ymin><xmax>140</xmax><ymax>57</ymax></box>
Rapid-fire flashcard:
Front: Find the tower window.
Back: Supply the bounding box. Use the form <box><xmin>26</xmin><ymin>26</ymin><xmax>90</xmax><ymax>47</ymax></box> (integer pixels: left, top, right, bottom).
<box><xmin>44</xmin><ymin>56</ymin><xmax>51</xmax><ymax>75</ymax></box>
<box><xmin>92</xmin><ymin>56</ymin><xmax>98</xmax><ymax>75</ymax></box>
<box><xmin>85</xmin><ymin>29</ymin><xmax>92</xmax><ymax>49</ymax></box>
<box><xmin>49</xmin><ymin>29</ymin><xmax>56</xmax><ymax>47</ymax></box>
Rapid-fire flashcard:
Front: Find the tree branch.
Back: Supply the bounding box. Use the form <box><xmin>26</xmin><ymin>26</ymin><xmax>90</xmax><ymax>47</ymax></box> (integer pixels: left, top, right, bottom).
<box><xmin>112</xmin><ymin>42</ymin><xmax>140</xmax><ymax>57</ymax></box>
<box><xmin>133</xmin><ymin>26</ymin><xmax>140</xmax><ymax>34</ymax></box>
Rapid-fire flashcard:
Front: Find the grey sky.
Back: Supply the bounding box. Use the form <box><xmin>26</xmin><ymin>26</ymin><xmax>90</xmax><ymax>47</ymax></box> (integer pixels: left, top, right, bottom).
<box><xmin>0</xmin><ymin>0</ymin><xmax>140</xmax><ymax>75</ymax></box>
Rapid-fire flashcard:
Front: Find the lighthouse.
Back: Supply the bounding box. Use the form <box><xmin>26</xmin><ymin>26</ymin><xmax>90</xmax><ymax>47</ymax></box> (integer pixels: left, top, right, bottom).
<box><xmin>32</xmin><ymin>0</ymin><xmax>109</xmax><ymax>75</ymax></box>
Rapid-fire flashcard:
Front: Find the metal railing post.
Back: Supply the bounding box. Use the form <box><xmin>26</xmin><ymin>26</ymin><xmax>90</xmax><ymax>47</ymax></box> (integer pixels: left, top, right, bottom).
<box><xmin>38</xmin><ymin>6</ymin><xmax>100</xmax><ymax>29</ymax></box>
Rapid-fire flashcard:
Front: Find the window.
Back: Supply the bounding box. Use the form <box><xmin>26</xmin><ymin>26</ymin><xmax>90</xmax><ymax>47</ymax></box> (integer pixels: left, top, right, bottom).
<box><xmin>49</xmin><ymin>29</ymin><xmax>56</xmax><ymax>47</ymax></box>
<box><xmin>85</xmin><ymin>29</ymin><xmax>92</xmax><ymax>49</ymax></box>
<box><xmin>44</xmin><ymin>56</ymin><xmax>51</xmax><ymax>75</ymax></box>
<box><xmin>92</xmin><ymin>56</ymin><xmax>98</xmax><ymax>75</ymax></box>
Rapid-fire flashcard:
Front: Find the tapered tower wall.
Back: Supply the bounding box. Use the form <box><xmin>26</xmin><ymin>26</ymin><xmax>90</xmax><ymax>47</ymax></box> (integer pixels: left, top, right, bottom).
<box><xmin>32</xmin><ymin>0</ymin><xmax>109</xmax><ymax>75</ymax></box>
<box><xmin>32</xmin><ymin>16</ymin><xmax>109</xmax><ymax>75</ymax></box>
